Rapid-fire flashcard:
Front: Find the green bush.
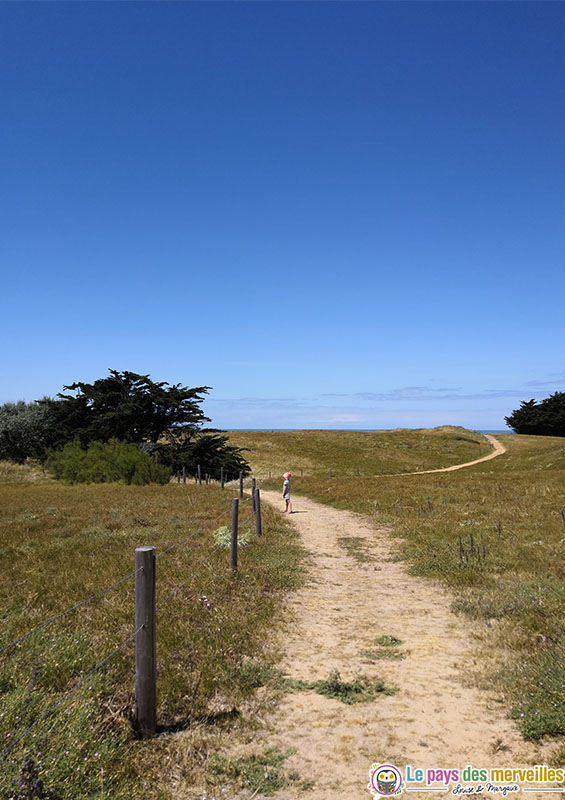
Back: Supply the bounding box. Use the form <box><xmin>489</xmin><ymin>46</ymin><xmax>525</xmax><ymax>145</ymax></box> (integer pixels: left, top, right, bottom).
<box><xmin>0</xmin><ymin>400</ymin><xmax>57</xmax><ymax>463</ymax></box>
<box><xmin>45</xmin><ymin>439</ymin><xmax>171</xmax><ymax>485</ymax></box>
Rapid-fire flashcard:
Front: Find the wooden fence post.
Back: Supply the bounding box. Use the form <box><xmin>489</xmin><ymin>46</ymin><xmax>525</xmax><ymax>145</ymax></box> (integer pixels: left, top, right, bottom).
<box><xmin>197</xmin><ymin>464</ymin><xmax>201</xmax><ymax>486</ymax></box>
<box><xmin>221</xmin><ymin>467</ymin><xmax>224</xmax><ymax>489</ymax></box>
<box><xmin>230</xmin><ymin>498</ymin><xmax>238</xmax><ymax>571</ymax></box>
<box><xmin>135</xmin><ymin>546</ymin><xmax>157</xmax><ymax>738</ymax></box>
<box><xmin>255</xmin><ymin>489</ymin><xmax>262</xmax><ymax>537</ymax></box>
<box><xmin>182</xmin><ymin>466</ymin><xmax>186</xmax><ymax>484</ymax></box>
<box><xmin>251</xmin><ymin>478</ymin><xmax>256</xmax><ymax>512</ymax></box>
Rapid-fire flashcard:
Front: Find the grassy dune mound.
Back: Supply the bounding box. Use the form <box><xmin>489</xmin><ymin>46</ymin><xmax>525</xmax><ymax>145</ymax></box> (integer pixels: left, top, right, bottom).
<box><xmin>228</xmin><ymin>426</ymin><xmax>490</xmax><ymax>479</ymax></box>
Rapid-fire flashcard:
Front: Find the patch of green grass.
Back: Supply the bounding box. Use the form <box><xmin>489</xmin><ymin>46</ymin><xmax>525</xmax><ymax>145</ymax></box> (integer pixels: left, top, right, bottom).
<box><xmin>210</xmin><ymin>747</ymin><xmax>300</xmax><ymax>796</ymax></box>
<box><xmin>231</xmin><ymin>661</ymin><xmax>396</xmax><ymax>702</ymax></box>
<box><xmin>337</xmin><ymin>535</ymin><xmax>375</xmax><ymax>562</ymax></box>
<box><xmin>374</xmin><ymin>635</ymin><xmax>402</xmax><ymax>647</ymax></box>
<box><xmin>504</xmin><ymin>643</ymin><xmax>565</xmax><ymax>740</ymax></box>
<box><xmin>359</xmin><ymin>649</ymin><xmax>405</xmax><ymax>661</ymax></box>
<box><xmin>232</xmin><ymin>659</ymin><xmax>312</xmax><ymax>694</ymax></box>
<box><xmin>311</xmin><ymin>670</ymin><xmax>396</xmax><ymax>703</ymax></box>
<box><xmin>213</xmin><ymin>525</ymin><xmax>254</xmax><ymax>547</ymax></box>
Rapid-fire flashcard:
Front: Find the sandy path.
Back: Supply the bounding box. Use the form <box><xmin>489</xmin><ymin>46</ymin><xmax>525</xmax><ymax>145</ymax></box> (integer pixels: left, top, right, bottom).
<box><xmin>402</xmin><ymin>433</ymin><xmax>507</xmax><ymax>475</ymax></box>
<box><xmin>231</xmin><ymin>487</ymin><xmax>553</xmax><ymax>799</ymax></box>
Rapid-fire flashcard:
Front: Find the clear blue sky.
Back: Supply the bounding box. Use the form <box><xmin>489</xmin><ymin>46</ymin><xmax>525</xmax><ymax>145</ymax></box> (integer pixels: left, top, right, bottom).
<box><xmin>2</xmin><ymin>2</ymin><xmax>564</xmax><ymax>430</ymax></box>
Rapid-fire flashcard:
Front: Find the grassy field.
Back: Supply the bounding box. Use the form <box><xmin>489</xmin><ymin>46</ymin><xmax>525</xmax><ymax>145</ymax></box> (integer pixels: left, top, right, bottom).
<box><xmin>3</xmin><ymin>428</ymin><xmax>564</xmax><ymax>797</ymax></box>
<box><xmin>239</xmin><ymin>429</ymin><xmax>565</xmax><ymax>752</ymax></box>
<box><xmin>0</xmin><ymin>468</ymin><xmax>304</xmax><ymax>799</ymax></box>
<box><xmin>227</xmin><ymin>426</ymin><xmax>492</xmax><ymax>478</ymax></box>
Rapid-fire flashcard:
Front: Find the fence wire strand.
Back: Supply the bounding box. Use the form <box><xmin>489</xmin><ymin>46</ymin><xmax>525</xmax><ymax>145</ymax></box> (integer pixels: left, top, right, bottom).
<box><xmin>0</xmin><ymin>624</ymin><xmax>144</xmax><ymax>760</ymax></box>
<box><xmin>1</xmin><ymin>488</ymin><xmax>258</xmax><ymax>762</ymax></box>
<box><xmin>157</xmin><ymin>507</ymin><xmax>232</xmax><ymax>558</ymax></box>
<box><xmin>156</xmin><ymin>512</ymin><xmax>255</xmax><ymax>612</ymax></box>
<box><xmin>0</xmin><ymin>568</ymin><xmax>142</xmax><ymax>656</ymax></box>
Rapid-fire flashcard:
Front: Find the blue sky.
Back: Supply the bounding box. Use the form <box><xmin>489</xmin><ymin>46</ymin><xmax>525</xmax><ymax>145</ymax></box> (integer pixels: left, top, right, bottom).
<box><xmin>1</xmin><ymin>1</ymin><xmax>564</xmax><ymax>430</ymax></box>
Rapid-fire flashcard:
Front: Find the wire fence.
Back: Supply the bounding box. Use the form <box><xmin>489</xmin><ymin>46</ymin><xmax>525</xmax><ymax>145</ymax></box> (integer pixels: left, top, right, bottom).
<box><xmin>1</xmin><ymin>479</ymin><xmax>263</xmax><ymax>783</ymax></box>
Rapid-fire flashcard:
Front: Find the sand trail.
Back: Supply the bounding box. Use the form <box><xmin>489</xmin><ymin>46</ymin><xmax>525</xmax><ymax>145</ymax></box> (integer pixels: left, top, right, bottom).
<box><xmin>219</xmin><ymin>484</ymin><xmax>555</xmax><ymax>799</ymax></box>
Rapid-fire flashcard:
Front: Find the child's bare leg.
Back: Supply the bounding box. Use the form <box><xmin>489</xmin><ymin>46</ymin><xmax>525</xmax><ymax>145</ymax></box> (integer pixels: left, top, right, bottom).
<box><xmin>288</xmin><ymin>500</ymin><xmax>293</xmax><ymax>513</ymax></box>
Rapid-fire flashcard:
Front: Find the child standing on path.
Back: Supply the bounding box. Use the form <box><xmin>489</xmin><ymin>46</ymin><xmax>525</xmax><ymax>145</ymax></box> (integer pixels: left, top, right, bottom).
<box><xmin>282</xmin><ymin>472</ymin><xmax>293</xmax><ymax>513</ymax></box>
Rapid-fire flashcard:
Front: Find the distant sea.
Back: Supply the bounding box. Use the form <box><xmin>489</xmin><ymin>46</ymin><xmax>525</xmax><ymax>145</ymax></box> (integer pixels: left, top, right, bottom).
<box><xmin>227</xmin><ymin>428</ymin><xmax>510</xmax><ymax>434</ymax></box>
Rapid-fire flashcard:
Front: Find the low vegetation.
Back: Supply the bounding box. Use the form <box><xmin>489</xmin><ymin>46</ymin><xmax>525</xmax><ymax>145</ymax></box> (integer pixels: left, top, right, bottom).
<box><xmin>0</xmin><ymin>370</ymin><xmax>251</xmax><ymax>483</ymax></box>
<box><xmin>0</xmin><ymin>475</ymin><xmax>303</xmax><ymax>798</ymax></box>
<box><xmin>227</xmin><ymin>425</ymin><xmax>491</xmax><ymax>479</ymax></box>
<box><xmin>250</xmin><ymin>431</ymin><xmax>565</xmax><ymax>748</ymax></box>
<box><xmin>4</xmin><ymin>425</ymin><xmax>564</xmax><ymax>797</ymax></box>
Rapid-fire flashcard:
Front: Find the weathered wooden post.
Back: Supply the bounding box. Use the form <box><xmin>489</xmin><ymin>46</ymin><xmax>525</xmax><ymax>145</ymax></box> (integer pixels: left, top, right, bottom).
<box><xmin>239</xmin><ymin>471</ymin><xmax>243</xmax><ymax>499</ymax></box>
<box><xmin>230</xmin><ymin>498</ymin><xmax>238</xmax><ymax>571</ymax></box>
<box><xmin>177</xmin><ymin>472</ymin><xmax>180</xmax><ymax>484</ymax></box>
<box><xmin>221</xmin><ymin>467</ymin><xmax>224</xmax><ymax>489</ymax></box>
<box><xmin>182</xmin><ymin>466</ymin><xmax>186</xmax><ymax>484</ymax></box>
<box><xmin>134</xmin><ymin>546</ymin><xmax>156</xmax><ymax>738</ymax></box>
<box><xmin>255</xmin><ymin>489</ymin><xmax>262</xmax><ymax>537</ymax></box>
<box><xmin>251</xmin><ymin>478</ymin><xmax>256</xmax><ymax>512</ymax></box>
<box><xmin>197</xmin><ymin>464</ymin><xmax>201</xmax><ymax>486</ymax></box>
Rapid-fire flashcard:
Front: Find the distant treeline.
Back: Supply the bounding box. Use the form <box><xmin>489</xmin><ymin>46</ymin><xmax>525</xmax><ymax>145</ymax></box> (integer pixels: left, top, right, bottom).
<box><xmin>0</xmin><ymin>370</ymin><xmax>250</xmax><ymax>484</ymax></box>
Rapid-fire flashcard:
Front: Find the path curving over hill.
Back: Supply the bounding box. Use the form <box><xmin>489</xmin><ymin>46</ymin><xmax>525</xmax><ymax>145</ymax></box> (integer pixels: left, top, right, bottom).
<box><xmin>402</xmin><ymin>433</ymin><xmax>507</xmax><ymax>476</ymax></box>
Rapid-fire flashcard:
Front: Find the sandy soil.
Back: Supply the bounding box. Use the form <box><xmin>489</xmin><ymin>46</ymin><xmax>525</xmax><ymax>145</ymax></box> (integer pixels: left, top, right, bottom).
<box><xmin>175</xmin><ymin>436</ymin><xmax>560</xmax><ymax>800</ymax></box>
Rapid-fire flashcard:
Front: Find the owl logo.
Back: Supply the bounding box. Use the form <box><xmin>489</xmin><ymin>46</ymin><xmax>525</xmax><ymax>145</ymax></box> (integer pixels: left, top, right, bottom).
<box><xmin>368</xmin><ymin>763</ymin><xmax>404</xmax><ymax>797</ymax></box>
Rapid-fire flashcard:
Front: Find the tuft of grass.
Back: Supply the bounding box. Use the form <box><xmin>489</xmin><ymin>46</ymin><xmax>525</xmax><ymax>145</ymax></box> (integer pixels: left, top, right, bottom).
<box><xmin>210</xmin><ymin>747</ymin><xmax>300</xmax><ymax>796</ymax></box>
<box><xmin>359</xmin><ymin>649</ymin><xmax>405</xmax><ymax>661</ymax></box>
<box><xmin>213</xmin><ymin>524</ymin><xmax>254</xmax><ymax>548</ymax></box>
<box><xmin>337</xmin><ymin>536</ymin><xmax>376</xmax><ymax>562</ymax></box>
<box><xmin>230</xmin><ymin>661</ymin><xmax>396</xmax><ymax>702</ymax></box>
<box><xmin>374</xmin><ymin>635</ymin><xmax>402</xmax><ymax>647</ymax></box>
<box><xmin>311</xmin><ymin>670</ymin><xmax>396</xmax><ymax>703</ymax></box>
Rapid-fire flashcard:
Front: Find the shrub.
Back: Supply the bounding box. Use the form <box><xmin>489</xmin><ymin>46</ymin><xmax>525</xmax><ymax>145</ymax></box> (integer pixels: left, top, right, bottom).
<box><xmin>0</xmin><ymin>400</ymin><xmax>57</xmax><ymax>463</ymax></box>
<box><xmin>44</xmin><ymin>439</ymin><xmax>171</xmax><ymax>485</ymax></box>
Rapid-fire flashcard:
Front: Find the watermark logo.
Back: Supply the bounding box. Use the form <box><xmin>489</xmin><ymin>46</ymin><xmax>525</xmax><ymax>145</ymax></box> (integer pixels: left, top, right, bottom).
<box><xmin>368</xmin><ymin>763</ymin><xmax>405</xmax><ymax>797</ymax></box>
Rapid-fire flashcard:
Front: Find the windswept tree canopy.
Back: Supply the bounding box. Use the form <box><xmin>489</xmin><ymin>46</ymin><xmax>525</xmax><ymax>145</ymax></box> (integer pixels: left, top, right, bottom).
<box><xmin>505</xmin><ymin>392</ymin><xmax>565</xmax><ymax>437</ymax></box>
<box><xmin>42</xmin><ymin>370</ymin><xmax>211</xmax><ymax>447</ymax></box>
<box><xmin>1</xmin><ymin>370</ymin><xmax>251</xmax><ymax>480</ymax></box>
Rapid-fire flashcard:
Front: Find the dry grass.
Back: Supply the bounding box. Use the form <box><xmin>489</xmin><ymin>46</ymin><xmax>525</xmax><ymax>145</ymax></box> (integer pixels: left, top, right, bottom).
<box><xmin>253</xmin><ymin>432</ymin><xmax>565</xmax><ymax>744</ymax></box>
<box><xmin>228</xmin><ymin>426</ymin><xmax>491</xmax><ymax>479</ymax></box>
<box><xmin>0</xmin><ymin>474</ymin><xmax>304</xmax><ymax>799</ymax></box>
